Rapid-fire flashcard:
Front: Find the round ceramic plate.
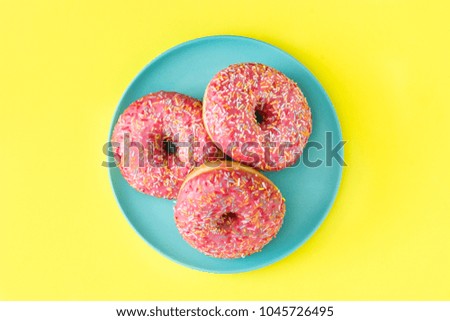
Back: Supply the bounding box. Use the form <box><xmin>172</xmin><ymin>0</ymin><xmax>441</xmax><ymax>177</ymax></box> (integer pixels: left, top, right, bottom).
<box><xmin>108</xmin><ymin>35</ymin><xmax>343</xmax><ymax>273</ymax></box>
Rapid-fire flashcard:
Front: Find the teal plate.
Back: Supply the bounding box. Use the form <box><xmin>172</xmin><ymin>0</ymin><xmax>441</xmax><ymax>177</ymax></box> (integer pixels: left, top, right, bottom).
<box><xmin>108</xmin><ymin>35</ymin><xmax>343</xmax><ymax>273</ymax></box>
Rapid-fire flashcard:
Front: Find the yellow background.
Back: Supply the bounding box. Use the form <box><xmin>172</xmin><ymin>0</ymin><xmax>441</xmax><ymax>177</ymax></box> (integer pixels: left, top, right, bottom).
<box><xmin>1</xmin><ymin>0</ymin><xmax>449</xmax><ymax>300</ymax></box>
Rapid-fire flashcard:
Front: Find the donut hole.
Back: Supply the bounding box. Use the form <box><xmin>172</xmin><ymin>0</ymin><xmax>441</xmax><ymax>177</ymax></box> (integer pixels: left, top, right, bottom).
<box><xmin>163</xmin><ymin>140</ymin><xmax>177</xmax><ymax>155</ymax></box>
<box><xmin>254</xmin><ymin>109</ymin><xmax>264</xmax><ymax>124</ymax></box>
<box><xmin>217</xmin><ymin>212</ymin><xmax>238</xmax><ymax>230</ymax></box>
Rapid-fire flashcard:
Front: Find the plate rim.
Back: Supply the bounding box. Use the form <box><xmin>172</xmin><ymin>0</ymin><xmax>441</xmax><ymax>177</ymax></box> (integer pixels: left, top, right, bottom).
<box><xmin>107</xmin><ymin>35</ymin><xmax>344</xmax><ymax>274</ymax></box>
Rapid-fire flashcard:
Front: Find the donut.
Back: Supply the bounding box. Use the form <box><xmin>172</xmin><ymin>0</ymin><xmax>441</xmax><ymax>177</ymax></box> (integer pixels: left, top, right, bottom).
<box><xmin>174</xmin><ymin>161</ymin><xmax>286</xmax><ymax>258</ymax></box>
<box><xmin>111</xmin><ymin>91</ymin><xmax>217</xmax><ymax>199</ymax></box>
<box><xmin>203</xmin><ymin>63</ymin><xmax>312</xmax><ymax>171</ymax></box>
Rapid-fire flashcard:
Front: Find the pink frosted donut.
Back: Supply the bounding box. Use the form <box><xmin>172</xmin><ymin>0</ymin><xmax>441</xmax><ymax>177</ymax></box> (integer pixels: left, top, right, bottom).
<box><xmin>203</xmin><ymin>63</ymin><xmax>312</xmax><ymax>171</ymax></box>
<box><xmin>111</xmin><ymin>91</ymin><xmax>217</xmax><ymax>199</ymax></box>
<box><xmin>174</xmin><ymin>162</ymin><xmax>286</xmax><ymax>258</ymax></box>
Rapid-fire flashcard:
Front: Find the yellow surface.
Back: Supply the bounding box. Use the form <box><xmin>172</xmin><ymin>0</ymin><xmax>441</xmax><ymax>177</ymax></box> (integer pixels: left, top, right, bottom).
<box><xmin>1</xmin><ymin>0</ymin><xmax>449</xmax><ymax>300</ymax></box>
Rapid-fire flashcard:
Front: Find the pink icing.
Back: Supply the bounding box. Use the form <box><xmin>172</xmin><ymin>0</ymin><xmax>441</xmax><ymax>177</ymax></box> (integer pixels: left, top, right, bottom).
<box><xmin>203</xmin><ymin>63</ymin><xmax>312</xmax><ymax>171</ymax></box>
<box><xmin>111</xmin><ymin>91</ymin><xmax>216</xmax><ymax>199</ymax></box>
<box><xmin>174</xmin><ymin>163</ymin><xmax>285</xmax><ymax>258</ymax></box>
